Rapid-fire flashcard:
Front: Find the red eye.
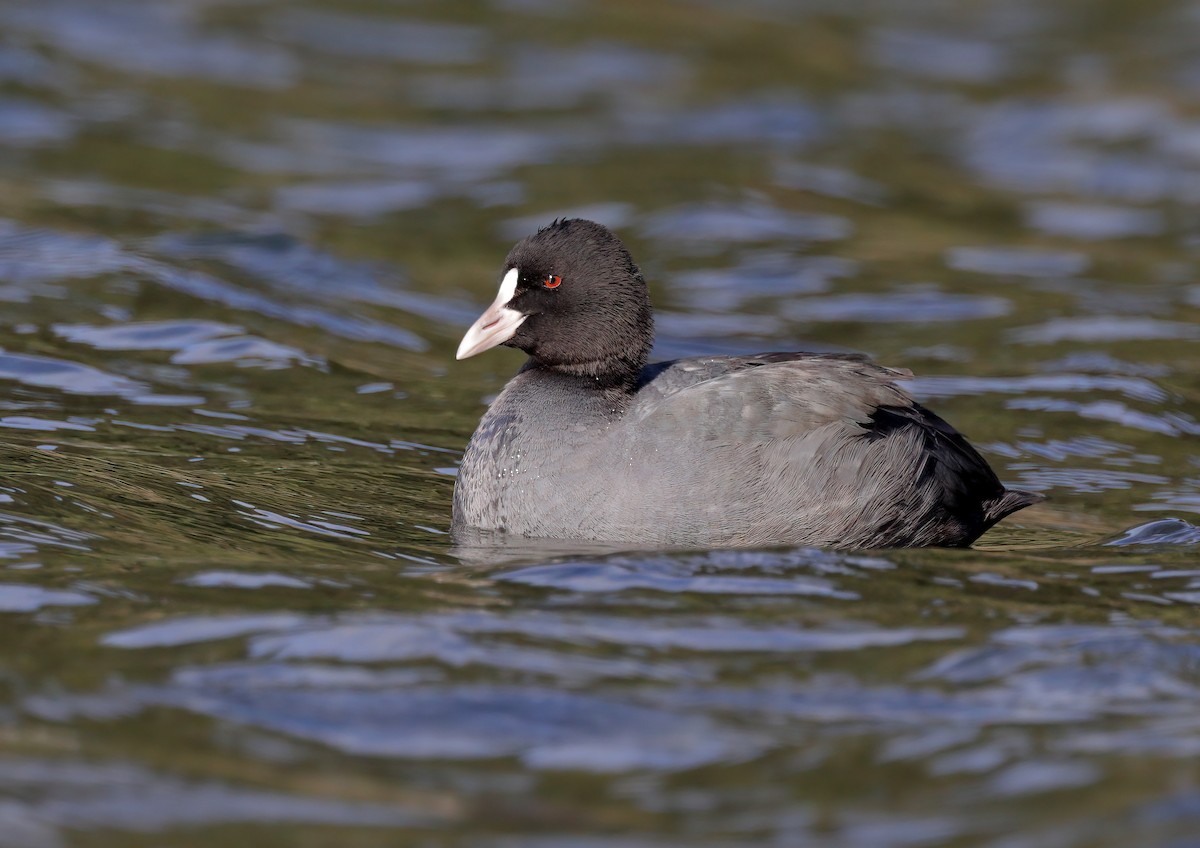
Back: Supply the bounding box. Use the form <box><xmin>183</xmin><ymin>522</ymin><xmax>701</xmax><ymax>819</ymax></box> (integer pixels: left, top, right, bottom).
<box><xmin>543</xmin><ymin>274</ymin><xmax>562</xmax><ymax>289</ymax></box>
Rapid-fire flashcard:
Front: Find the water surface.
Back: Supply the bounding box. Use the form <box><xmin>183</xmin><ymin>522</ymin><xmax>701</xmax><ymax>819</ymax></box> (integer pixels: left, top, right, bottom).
<box><xmin>2</xmin><ymin>0</ymin><xmax>1200</xmax><ymax>845</ymax></box>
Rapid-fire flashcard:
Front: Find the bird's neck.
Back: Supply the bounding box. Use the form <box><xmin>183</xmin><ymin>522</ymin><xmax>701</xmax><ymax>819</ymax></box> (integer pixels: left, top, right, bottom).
<box><xmin>520</xmin><ymin>356</ymin><xmax>644</xmax><ymax>406</ymax></box>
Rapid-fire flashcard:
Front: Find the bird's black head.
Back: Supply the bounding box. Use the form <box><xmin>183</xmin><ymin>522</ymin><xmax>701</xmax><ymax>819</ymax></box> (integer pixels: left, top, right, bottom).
<box><xmin>456</xmin><ymin>219</ymin><xmax>654</xmax><ymax>388</ymax></box>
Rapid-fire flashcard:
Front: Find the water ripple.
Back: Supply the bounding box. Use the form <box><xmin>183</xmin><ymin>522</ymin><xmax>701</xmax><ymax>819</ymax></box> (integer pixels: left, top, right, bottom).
<box><xmin>0</xmin><ymin>1</ymin><xmax>297</xmax><ymax>88</ymax></box>
<box><xmin>1109</xmin><ymin>519</ymin><xmax>1200</xmax><ymax>546</ymax></box>
<box><xmin>912</xmin><ymin>373</ymin><xmax>1168</xmax><ymax>403</ymax></box>
<box><xmin>498</xmin><ymin>556</ymin><xmax>861</xmax><ymax>598</ymax></box>
<box><xmin>786</xmin><ymin>290</ymin><xmax>1010</xmax><ymax>323</ymax></box>
<box><xmin>128</xmin><ymin>683</ymin><xmax>765</xmax><ymax>771</ymax></box>
<box><xmin>0</xmin><ymin>349</ymin><xmax>201</xmax><ymax>405</ymax></box>
<box><xmin>54</xmin><ymin>320</ymin><xmax>318</xmax><ymax>370</ymax></box>
<box><xmin>641</xmin><ymin>201</ymin><xmax>851</xmax><ymax>244</ymax></box>
<box><xmin>151</xmin><ymin>231</ymin><xmax>478</xmax><ymax>326</ymax></box>
<box><xmin>181</xmin><ymin>571</ymin><xmax>312</xmax><ymax>590</ymax></box>
<box><xmin>0</xmin><ymin>584</ymin><xmax>94</xmax><ymax>612</ymax></box>
<box><xmin>1011</xmin><ymin>316</ymin><xmax>1200</xmax><ymax>344</ymax></box>
<box><xmin>0</xmin><ymin>758</ymin><xmax>439</xmax><ymax>836</ymax></box>
<box><xmin>417</xmin><ymin>41</ymin><xmax>688</xmax><ymax>111</ymax></box>
<box><xmin>1007</xmin><ymin>397</ymin><xmax>1200</xmax><ymax>436</ymax></box>
<box><xmin>945</xmin><ymin>246</ymin><xmax>1089</xmax><ymax>278</ymax></box>
<box><xmin>244</xmin><ymin>611</ymin><xmax>960</xmax><ymax>660</ymax></box>
<box><xmin>144</xmin><ymin>263</ymin><xmax>427</xmax><ymax>351</ymax></box>
<box><xmin>229</xmin><ymin>119</ymin><xmax>563</xmax><ymax>180</ymax></box>
<box><xmin>1025</xmin><ymin>202</ymin><xmax>1166</xmax><ymax>240</ymax></box>
<box><xmin>868</xmin><ymin>28</ymin><xmax>1012</xmax><ymax>84</ymax></box>
<box><xmin>101</xmin><ymin>614</ymin><xmax>309</xmax><ymax>649</ymax></box>
<box><xmin>622</xmin><ymin>93</ymin><xmax>826</xmax><ymax>147</ymax></box>
<box><xmin>0</xmin><ymin>98</ymin><xmax>75</xmax><ymax>145</ymax></box>
<box><xmin>0</xmin><ymin>220</ymin><xmax>130</xmax><ymax>285</ymax></box>
<box><xmin>671</xmin><ymin>253</ymin><xmax>855</xmax><ymax>311</ymax></box>
<box><xmin>267</xmin><ymin>10</ymin><xmax>486</xmax><ymax>65</ymax></box>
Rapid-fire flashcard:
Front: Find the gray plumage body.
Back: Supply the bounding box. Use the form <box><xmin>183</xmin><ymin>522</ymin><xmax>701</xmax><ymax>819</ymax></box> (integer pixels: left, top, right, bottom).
<box><xmin>453</xmin><ymin>352</ymin><xmax>1039</xmax><ymax>548</ymax></box>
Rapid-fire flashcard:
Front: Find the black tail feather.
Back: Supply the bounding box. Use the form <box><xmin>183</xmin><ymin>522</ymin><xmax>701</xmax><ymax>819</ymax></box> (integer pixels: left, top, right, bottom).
<box><xmin>984</xmin><ymin>489</ymin><xmax>1044</xmax><ymax>525</ymax></box>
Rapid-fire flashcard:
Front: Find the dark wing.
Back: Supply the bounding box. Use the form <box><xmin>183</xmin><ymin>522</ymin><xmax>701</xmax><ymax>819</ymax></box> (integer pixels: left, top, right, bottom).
<box><xmin>868</xmin><ymin>403</ymin><xmax>1042</xmax><ymax>531</ymax></box>
<box><xmin>629</xmin><ymin>353</ymin><xmax>1038</xmax><ymax>546</ymax></box>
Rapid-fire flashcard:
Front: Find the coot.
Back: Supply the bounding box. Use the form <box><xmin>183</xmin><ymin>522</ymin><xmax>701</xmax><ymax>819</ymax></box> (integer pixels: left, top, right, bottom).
<box><xmin>453</xmin><ymin>218</ymin><xmax>1040</xmax><ymax>548</ymax></box>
